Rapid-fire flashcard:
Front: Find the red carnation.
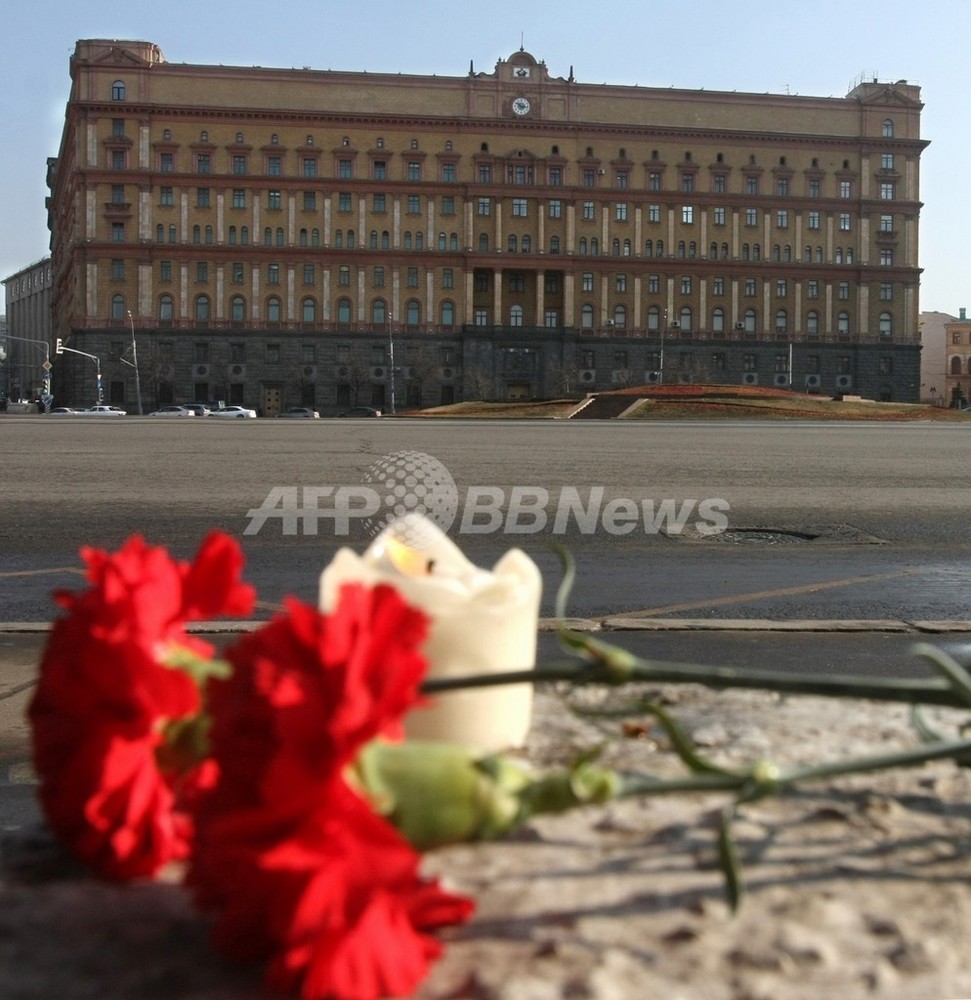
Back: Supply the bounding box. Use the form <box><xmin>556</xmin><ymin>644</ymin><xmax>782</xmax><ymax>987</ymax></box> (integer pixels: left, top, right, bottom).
<box><xmin>190</xmin><ymin>585</ymin><xmax>473</xmax><ymax>1000</ymax></box>
<box><xmin>29</xmin><ymin>532</ymin><xmax>254</xmax><ymax>879</ymax></box>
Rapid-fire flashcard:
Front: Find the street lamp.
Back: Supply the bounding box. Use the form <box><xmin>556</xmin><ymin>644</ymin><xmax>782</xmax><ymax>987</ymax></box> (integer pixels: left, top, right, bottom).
<box><xmin>388</xmin><ymin>322</ymin><xmax>396</xmax><ymax>415</ymax></box>
<box><xmin>125</xmin><ymin>310</ymin><xmax>143</xmax><ymax>415</ymax></box>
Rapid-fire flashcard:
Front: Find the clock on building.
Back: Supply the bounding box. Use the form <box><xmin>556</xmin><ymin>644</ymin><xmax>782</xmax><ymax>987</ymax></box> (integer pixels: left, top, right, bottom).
<box><xmin>511</xmin><ymin>96</ymin><xmax>531</xmax><ymax>117</ymax></box>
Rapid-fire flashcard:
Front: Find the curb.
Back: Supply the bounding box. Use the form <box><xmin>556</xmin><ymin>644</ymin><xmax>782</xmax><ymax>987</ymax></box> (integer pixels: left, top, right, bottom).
<box><xmin>4</xmin><ymin>619</ymin><xmax>971</xmax><ymax>635</ymax></box>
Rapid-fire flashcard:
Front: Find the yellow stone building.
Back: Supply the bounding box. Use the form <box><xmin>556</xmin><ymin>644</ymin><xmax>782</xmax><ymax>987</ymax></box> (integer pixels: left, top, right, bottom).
<box><xmin>46</xmin><ymin>40</ymin><xmax>927</xmax><ymax>412</ymax></box>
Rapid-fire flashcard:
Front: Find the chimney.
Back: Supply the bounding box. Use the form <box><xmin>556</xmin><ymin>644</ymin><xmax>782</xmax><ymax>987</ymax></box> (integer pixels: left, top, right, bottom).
<box><xmin>961</xmin><ymin>308</ymin><xmax>967</xmax><ymax>321</ymax></box>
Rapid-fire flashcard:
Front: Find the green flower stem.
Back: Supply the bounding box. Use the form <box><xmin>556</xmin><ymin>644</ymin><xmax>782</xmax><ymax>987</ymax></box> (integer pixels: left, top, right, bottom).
<box><xmin>421</xmin><ymin>658</ymin><xmax>965</xmax><ymax>708</ymax></box>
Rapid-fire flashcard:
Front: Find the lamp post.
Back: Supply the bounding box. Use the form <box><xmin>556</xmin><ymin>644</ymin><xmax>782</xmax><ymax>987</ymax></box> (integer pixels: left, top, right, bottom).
<box><xmin>388</xmin><ymin>321</ymin><xmax>396</xmax><ymax>415</ymax></box>
<box><xmin>126</xmin><ymin>310</ymin><xmax>143</xmax><ymax>415</ymax></box>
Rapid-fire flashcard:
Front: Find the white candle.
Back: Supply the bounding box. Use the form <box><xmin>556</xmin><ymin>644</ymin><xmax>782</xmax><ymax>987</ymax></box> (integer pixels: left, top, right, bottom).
<box><xmin>320</xmin><ymin>514</ymin><xmax>542</xmax><ymax>751</ymax></box>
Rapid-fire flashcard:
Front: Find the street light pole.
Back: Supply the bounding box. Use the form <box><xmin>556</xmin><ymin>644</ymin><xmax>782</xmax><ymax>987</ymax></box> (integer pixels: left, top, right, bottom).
<box><xmin>388</xmin><ymin>322</ymin><xmax>396</xmax><ymax>415</ymax></box>
<box><xmin>126</xmin><ymin>310</ymin><xmax>143</xmax><ymax>415</ymax></box>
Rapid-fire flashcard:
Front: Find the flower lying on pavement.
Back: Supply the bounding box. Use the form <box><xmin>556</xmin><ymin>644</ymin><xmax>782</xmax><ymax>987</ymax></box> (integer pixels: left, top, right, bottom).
<box><xmin>26</xmin><ymin>519</ymin><xmax>971</xmax><ymax>1000</ymax></box>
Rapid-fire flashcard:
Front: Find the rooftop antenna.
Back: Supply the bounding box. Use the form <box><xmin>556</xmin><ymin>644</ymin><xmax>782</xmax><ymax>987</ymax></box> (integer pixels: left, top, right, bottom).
<box><xmin>520</xmin><ymin>32</ymin><xmax>524</xmax><ymax>51</ymax></box>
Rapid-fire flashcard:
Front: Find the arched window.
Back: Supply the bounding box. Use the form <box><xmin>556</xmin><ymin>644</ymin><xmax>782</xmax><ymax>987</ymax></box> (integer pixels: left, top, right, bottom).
<box><xmin>267</xmin><ymin>297</ymin><xmax>282</xmax><ymax>323</ymax></box>
<box><xmin>775</xmin><ymin>309</ymin><xmax>788</xmax><ymax>333</ymax></box>
<box><xmin>371</xmin><ymin>299</ymin><xmax>386</xmax><ymax>324</ymax></box>
<box><xmin>815</xmin><ymin>246</ymin><xmax>824</xmax><ymax>263</ymax></box>
<box><xmin>591</xmin><ymin>237</ymin><xmax>600</xmax><ymax>255</ymax></box>
<box><xmin>156</xmin><ymin>224</ymin><xmax>164</xmax><ymax>243</ymax></box>
<box><xmin>688</xmin><ymin>241</ymin><xmax>697</xmax><ymax>258</ymax></box>
<box><xmin>613</xmin><ymin>304</ymin><xmax>627</xmax><ymax>328</ymax></box>
<box><xmin>624</xmin><ymin>239</ymin><xmax>632</xmax><ymax>256</ymax></box>
<box><xmin>580</xmin><ymin>304</ymin><xmax>594</xmax><ymax>329</ymax></box>
<box><xmin>335</xmin><ymin>230</ymin><xmax>345</xmax><ymax>248</ymax></box>
<box><xmin>645</xmin><ymin>240</ymin><xmax>654</xmax><ymax>258</ymax></box>
<box><xmin>241</xmin><ymin>226</ymin><xmax>249</xmax><ymax>245</ymax></box>
<box><xmin>835</xmin><ymin>248</ymin><xmax>843</xmax><ymax>264</ymax></box>
<box><xmin>276</xmin><ymin>227</ymin><xmax>285</xmax><ymax>247</ymax></box>
<box><xmin>550</xmin><ymin>235</ymin><xmax>561</xmax><ymax>254</ymax></box>
<box><xmin>111</xmin><ymin>294</ymin><xmax>125</xmax><ymax>320</ymax></box>
<box><xmin>158</xmin><ymin>294</ymin><xmax>173</xmax><ymax>321</ymax></box>
<box><xmin>302</xmin><ymin>298</ymin><xmax>316</xmax><ymax>323</ymax></box>
<box><xmin>712</xmin><ymin>307</ymin><xmax>725</xmax><ymax>333</ymax></box>
<box><xmin>509</xmin><ymin>304</ymin><xmax>524</xmax><ymax>327</ymax></box>
<box><xmin>195</xmin><ymin>295</ymin><xmax>210</xmax><ymax>321</ymax></box>
<box><xmin>229</xmin><ymin>226</ymin><xmax>237</xmax><ymax>245</ymax></box>
<box><xmin>439</xmin><ymin>232</ymin><xmax>447</xmax><ymax>251</ymax></box>
<box><xmin>837</xmin><ymin>311</ymin><xmax>850</xmax><ymax>335</ymax></box>
<box><xmin>879</xmin><ymin>312</ymin><xmax>893</xmax><ymax>337</ymax></box>
<box><xmin>677</xmin><ymin>240</ymin><xmax>686</xmax><ymax>259</ymax></box>
<box><xmin>441</xmin><ymin>300</ymin><xmax>454</xmax><ymax>326</ymax></box>
<box><xmin>721</xmin><ymin>243</ymin><xmax>729</xmax><ymax>260</ymax></box>
<box><xmin>205</xmin><ymin>225</ymin><xmax>213</xmax><ymax>245</ymax></box>
<box><xmin>579</xmin><ymin>238</ymin><xmax>588</xmax><ymax>255</ymax></box>
<box><xmin>406</xmin><ymin>300</ymin><xmax>421</xmax><ymax>326</ymax></box>
<box><xmin>647</xmin><ymin>306</ymin><xmax>661</xmax><ymax>332</ymax></box>
<box><xmin>846</xmin><ymin>248</ymin><xmax>854</xmax><ymax>264</ymax></box>
<box><xmin>450</xmin><ymin>233</ymin><xmax>459</xmax><ymax>251</ymax></box>
<box><xmin>370</xmin><ymin>230</ymin><xmax>378</xmax><ymax>249</ymax></box>
<box><xmin>231</xmin><ymin>296</ymin><xmax>246</xmax><ymax>322</ymax></box>
<box><xmin>741</xmin><ymin>244</ymin><xmax>750</xmax><ymax>261</ymax></box>
<box><xmin>508</xmin><ymin>234</ymin><xmax>518</xmax><ymax>252</ymax></box>
<box><xmin>381</xmin><ymin>230</ymin><xmax>390</xmax><ymax>249</ymax></box>
<box><xmin>168</xmin><ymin>225</ymin><xmax>177</xmax><ymax>243</ymax></box>
<box><xmin>312</xmin><ymin>229</ymin><xmax>321</xmax><ymax>247</ymax></box>
<box><xmin>337</xmin><ymin>298</ymin><xmax>352</xmax><ymax>324</ymax></box>
<box><xmin>478</xmin><ymin>233</ymin><xmax>489</xmax><ymax>251</ymax></box>
<box><xmin>804</xmin><ymin>245</ymin><xmax>813</xmax><ymax>262</ymax></box>
<box><xmin>753</xmin><ymin>244</ymin><xmax>761</xmax><ymax>261</ymax></box>
<box><xmin>952</xmin><ymin>356</ymin><xmax>963</xmax><ymax>375</ymax></box>
<box><xmin>403</xmin><ymin>231</ymin><xmax>411</xmax><ymax>250</ymax></box>
<box><xmin>710</xmin><ymin>242</ymin><xmax>718</xmax><ymax>260</ymax></box>
<box><xmin>264</xmin><ymin>227</ymin><xmax>273</xmax><ymax>245</ymax></box>
<box><xmin>613</xmin><ymin>239</ymin><xmax>621</xmax><ymax>256</ymax></box>
<box><xmin>414</xmin><ymin>232</ymin><xmax>422</xmax><ymax>250</ymax></box>
<box><xmin>679</xmin><ymin>306</ymin><xmax>692</xmax><ymax>331</ymax></box>
<box><xmin>522</xmin><ymin>235</ymin><xmax>531</xmax><ymax>253</ymax></box>
<box><xmin>111</xmin><ymin>80</ymin><xmax>126</xmax><ymax>101</ymax></box>
<box><xmin>743</xmin><ymin>308</ymin><xmax>757</xmax><ymax>333</ymax></box>
<box><xmin>772</xmin><ymin>244</ymin><xmax>781</xmax><ymax>262</ymax></box>
<box><xmin>192</xmin><ymin>225</ymin><xmax>201</xmax><ymax>244</ymax></box>
<box><xmin>783</xmin><ymin>245</ymin><xmax>792</xmax><ymax>262</ymax></box>
<box><xmin>300</xmin><ymin>229</ymin><xmax>309</xmax><ymax>247</ymax></box>
<box><xmin>655</xmin><ymin>239</ymin><xmax>664</xmax><ymax>257</ymax></box>
<box><xmin>882</xmin><ymin>118</ymin><xmax>895</xmax><ymax>138</ymax></box>
<box><xmin>807</xmin><ymin>310</ymin><xmax>819</xmax><ymax>336</ymax></box>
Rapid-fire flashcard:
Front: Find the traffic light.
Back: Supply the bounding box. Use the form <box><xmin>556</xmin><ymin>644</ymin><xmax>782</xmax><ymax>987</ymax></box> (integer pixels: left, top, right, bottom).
<box><xmin>55</xmin><ymin>338</ymin><xmax>64</xmax><ymax>354</ymax></box>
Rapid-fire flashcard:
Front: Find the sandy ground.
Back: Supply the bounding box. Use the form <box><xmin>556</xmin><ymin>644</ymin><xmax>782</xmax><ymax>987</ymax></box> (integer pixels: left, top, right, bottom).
<box><xmin>2</xmin><ymin>682</ymin><xmax>970</xmax><ymax>999</ymax></box>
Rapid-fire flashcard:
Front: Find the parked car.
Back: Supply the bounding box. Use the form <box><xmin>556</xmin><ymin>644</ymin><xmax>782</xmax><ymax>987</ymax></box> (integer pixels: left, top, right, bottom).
<box><xmin>77</xmin><ymin>405</ymin><xmax>127</xmax><ymax>416</ymax></box>
<box><xmin>210</xmin><ymin>405</ymin><xmax>258</xmax><ymax>419</ymax></box>
<box><xmin>181</xmin><ymin>403</ymin><xmax>211</xmax><ymax>417</ymax></box>
<box><xmin>49</xmin><ymin>407</ymin><xmax>83</xmax><ymax>415</ymax></box>
<box><xmin>338</xmin><ymin>406</ymin><xmax>382</xmax><ymax>418</ymax></box>
<box><xmin>148</xmin><ymin>405</ymin><xmax>196</xmax><ymax>417</ymax></box>
<box><xmin>278</xmin><ymin>407</ymin><xmax>320</xmax><ymax>418</ymax></box>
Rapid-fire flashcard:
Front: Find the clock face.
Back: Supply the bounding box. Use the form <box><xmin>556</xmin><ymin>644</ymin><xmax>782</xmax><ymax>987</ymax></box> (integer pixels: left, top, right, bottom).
<box><xmin>511</xmin><ymin>96</ymin><xmax>531</xmax><ymax>117</ymax></box>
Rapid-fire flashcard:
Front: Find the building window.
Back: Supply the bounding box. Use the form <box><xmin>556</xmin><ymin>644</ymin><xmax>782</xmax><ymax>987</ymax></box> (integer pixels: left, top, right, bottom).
<box><xmin>838</xmin><ymin>282</ymin><xmax>850</xmax><ymax>300</ymax></box>
<box><xmin>232</xmin><ymin>155</ymin><xmax>247</xmax><ymax>176</ymax></box>
<box><xmin>839</xmin><ymin>212</ymin><xmax>851</xmax><ymax>231</ymax></box>
<box><xmin>582</xmin><ymin>168</ymin><xmax>596</xmax><ymax>188</ymax></box>
<box><xmin>111</xmin><ymin>80</ymin><xmax>126</xmax><ymax>101</ymax></box>
<box><xmin>338</xmin><ymin>158</ymin><xmax>353</xmax><ymax>179</ymax></box>
<box><xmin>616</xmin><ymin>202</ymin><xmax>629</xmax><ymax>221</ymax></box>
<box><xmin>582</xmin><ymin>201</ymin><xmax>595</xmax><ymax>221</ymax></box>
<box><xmin>267</xmin><ymin>156</ymin><xmax>282</xmax><ymax>176</ymax></box>
<box><xmin>407</xmin><ymin>195</ymin><xmax>421</xmax><ymax>214</ymax></box>
<box><xmin>230</xmin><ymin>296</ymin><xmax>246</xmax><ymax>322</ymax></box>
<box><xmin>268</xmin><ymin>190</ymin><xmax>282</xmax><ymax>210</ymax></box>
<box><xmin>509</xmin><ymin>305</ymin><xmax>524</xmax><ymax>327</ymax></box>
<box><xmin>111</xmin><ymin>222</ymin><xmax>125</xmax><ymax>242</ymax></box>
<box><xmin>512</xmin><ymin>198</ymin><xmax>528</xmax><ymax>217</ymax></box>
<box><xmin>745</xmin><ymin>208</ymin><xmax>758</xmax><ymax>226</ymax></box>
<box><xmin>231</xmin><ymin>189</ymin><xmax>245</xmax><ymax>209</ymax></box>
<box><xmin>837</xmin><ymin>314</ymin><xmax>850</xmax><ymax>336</ymax></box>
<box><xmin>615</xmin><ymin>273</ymin><xmax>627</xmax><ymax>292</ymax></box>
<box><xmin>303</xmin><ymin>157</ymin><xmax>317</xmax><ymax>178</ymax></box>
<box><xmin>776</xmin><ymin>279</ymin><xmax>788</xmax><ymax>296</ymax></box>
<box><xmin>406</xmin><ymin>300</ymin><xmax>421</xmax><ymax>326</ymax></box>
<box><xmin>712</xmin><ymin>206</ymin><xmax>726</xmax><ymax>226</ymax></box>
<box><xmin>880</xmin><ymin>182</ymin><xmax>896</xmax><ymax>200</ymax></box>
<box><xmin>549</xmin><ymin>199</ymin><xmax>562</xmax><ymax>219</ymax></box>
<box><xmin>408</xmin><ymin>161</ymin><xmax>422</xmax><ymax>181</ymax></box>
<box><xmin>111</xmin><ymin>258</ymin><xmax>125</xmax><ymax>280</ymax></box>
<box><xmin>648</xmin><ymin>171</ymin><xmax>662</xmax><ymax>191</ymax></box>
<box><xmin>160</xmin><ymin>260</ymin><xmax>172</xmax><ymax>282</ymax></box>
<box><xmin>880</xmin><ymin>249</ymin><xmax>894</xmax><ymax>266</ymax></box>
<box><xmin>267</xmin><ymin>297</ymin><xmax>281</xmax><ymax>322</ymax></box>
<box><xmin>839</xmin><ymin>180</ymin><xmax>852</xmax><ymax>198</ymax></box>
<box><xmin>776</xmin><ymin>209</ymin><xmax>789</xmax><ymax>228</ymax></box>
<box><xmin>549</xmin><ymin>166</ymin><xmax>562</xmax><ymax>186</ymax></box>
<box><xmin>681</xmin><ymin>205</ymin><xmax>693</xmax><ymax>224</ymax></box>
<box><xmin>879</xmin><ymin>312</ymin><xmax>893</xmax><ymax>337</ymax></box>
<box><xmin>407</xmin><ymin>267</ymin><xmax>419</xmax><ymax>288</ymax></box>
<box><xmin>681</xmin><ymin>276</ymin><xmax>692</xmax><ymax>294</ymax></box>
<box><xmin>580</xmin><ymin>304</ymin><xmax>594</xmax><ymax>328</ymax></box>
<box><xmin>880</xmin><ymin>282</ymin><xmax>893</xmax><ymax>301</ymax></box>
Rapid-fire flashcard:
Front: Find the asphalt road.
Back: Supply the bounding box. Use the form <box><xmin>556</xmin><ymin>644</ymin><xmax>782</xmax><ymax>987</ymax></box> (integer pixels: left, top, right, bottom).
<box><xmin>2</xmin><ymin>415</ymin><xmax>971</xmax><ymax>623</ymax></box>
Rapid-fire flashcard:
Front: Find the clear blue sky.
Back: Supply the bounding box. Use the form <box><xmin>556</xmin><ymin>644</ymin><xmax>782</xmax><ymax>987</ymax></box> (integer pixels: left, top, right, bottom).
<box><xmin>2</xmin><ymin>0</ymin><xmax>968</xmax><ymax>314</ymax></box>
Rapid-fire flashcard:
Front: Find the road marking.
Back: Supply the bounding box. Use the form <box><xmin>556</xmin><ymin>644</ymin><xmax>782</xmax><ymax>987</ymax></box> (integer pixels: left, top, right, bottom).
<box><xmin>628</xmin><ymin>567</ymin><xmax>923</xmax><ymax>617</ymax></box>
<box><xmin>0</xmin><ymin>567</ymin><xmax>84</xmax><ymax>578</ymax></box>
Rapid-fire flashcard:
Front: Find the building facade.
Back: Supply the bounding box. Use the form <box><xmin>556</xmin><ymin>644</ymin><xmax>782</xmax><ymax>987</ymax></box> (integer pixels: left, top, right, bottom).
<box><xmin>944</xmin><ymin>308</ymin><xmax>971</xmax><ymax>406</ymax></box>
<box><xmin>918</xmin><ymin>309</ymin><xmax>953</xmax><ymax>405</ymax></box>
<box><xmin>46</xmin><ymin>40</ymin><xmax>927</xmax><ymax>412</ymax></box>
<box><xmin>2</xmin><ymin>258</ymin><xmax>53</xmax><ymax>404</ymax></box>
